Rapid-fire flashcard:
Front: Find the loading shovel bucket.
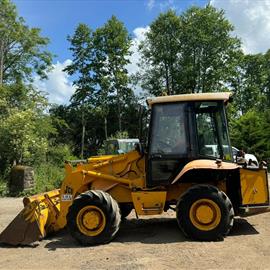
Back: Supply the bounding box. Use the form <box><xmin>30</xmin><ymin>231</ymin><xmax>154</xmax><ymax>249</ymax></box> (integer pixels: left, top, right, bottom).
<box><xmin>0</xmin><ymin>189</ymin><xmax>60</xmax><ymax>246</ymax></box>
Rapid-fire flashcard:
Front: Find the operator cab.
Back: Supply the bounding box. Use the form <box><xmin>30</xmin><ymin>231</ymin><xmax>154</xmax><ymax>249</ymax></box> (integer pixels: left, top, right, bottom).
<box><xmin>146</xmin><ymin>93</ymin><xmax>233</xmax><ymax>187</ymax></box>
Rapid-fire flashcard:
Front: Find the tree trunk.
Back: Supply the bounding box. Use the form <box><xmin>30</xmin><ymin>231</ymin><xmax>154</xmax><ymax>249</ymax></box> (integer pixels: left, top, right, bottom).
<box><xmin>0</xmin><ymin>41</ymin><xmax>4</xmax><ymax>86</ymax></box>
<box><xmin>138</xmin><ymin>105</ymin><xmax>143</xmax><ymax>141</ymax></box>
<box><xmin>80</xmin><ymin>108</ymin><xmax>85</xmax><ymax>159</ymax></box>
<box><xmin>165</xmin><ymin>62</ymin><xmax>170</xmax><ymax>95</ymax></box>
<box><xmin>192</xmin><ymin>49</ymin><xmax>197</xmax><ymax>93</ymax></box>
<box><xmin>104</xmin><ymin>117</ymin><xmax>108</xmax><ymax>140</ymax></box>
<box><xmin>117</xmin><ymin>89</ymin><xmax>122</xmax><ymax>132</ymax></box>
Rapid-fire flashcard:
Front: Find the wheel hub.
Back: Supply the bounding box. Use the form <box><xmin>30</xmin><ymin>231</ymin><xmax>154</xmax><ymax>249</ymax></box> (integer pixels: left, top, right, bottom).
<box><xmin>189</xmin><ymin>199</ymin><xmax>221</xmax><ymax>231</ymax></box>
<box><xmin>195</xmin><ymin>205</ymin><xmax>214</xmax><ymax>224</ymax></box>
<box><xmin>76</xmin><ymin>205</ymin><xmax>106</xmax><ymax>236</ymax></box>
<box><xmin>82</xmin><ymin>211</ymin><xmax>101</xmax><ymax>230</ymax></box>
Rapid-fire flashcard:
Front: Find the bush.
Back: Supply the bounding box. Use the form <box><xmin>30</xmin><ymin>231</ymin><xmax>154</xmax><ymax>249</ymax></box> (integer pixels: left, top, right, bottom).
<box><xmin>47</xmin><ymin>144</ymin><xmax>77</xmax><ymax>166</ymax></box>
<box><xmin>33</xmin><ymin>144</ymin><xmax>78</xmax><ymax>194</ymax></box>
<box><xmin>34</xmin><ymin>163</ymin><xmax>65</xmax><ymax>193</ymax></box>
<box><xmin>0</xmin><ymin>178</ymin><xmax>8</xmax><ymax>196</ymax></box>
<box><xmin>0</xmin><ymin>143</ymin><xmax>78</xmax><ymax>196</ymax></box>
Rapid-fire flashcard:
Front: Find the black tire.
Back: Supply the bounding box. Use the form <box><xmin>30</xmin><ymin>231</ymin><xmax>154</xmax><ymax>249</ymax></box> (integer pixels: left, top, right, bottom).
<box><xmin>67</xmin><ymin>190</ymin><xmax>121</xmax><ymax>246</ymax></box>
<box><xmin>119</xmin><ymin>203</ymin><xmax>133</xmax><ymax>219</ymax></box>
<box><xmin>176</xmin><ymin>184</ymin><xmax>234</xmax><ymax>241</ymax></box>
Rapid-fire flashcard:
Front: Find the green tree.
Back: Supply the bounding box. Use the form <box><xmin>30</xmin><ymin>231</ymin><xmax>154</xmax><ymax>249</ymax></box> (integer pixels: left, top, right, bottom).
<box><xmin>93</xmin><ymin>16</ymin><xmax>132</xmax><ymax>132</ymax></box>
<box><xmin>139</xmin><ymin>10</ymin><xmax>181</xmax><ymax>95</ymax></box>
<box><xmin>230</xmin><ymin>109</ymin><xmax>270</xmax><ymax>161</ymax></box>
<box><xmin>138</xmin><ymin>6</ymin><xmax>241</xmax><ymax>96</ymax></box>
<box><xmin>64</xmin><ymin>24</ymin><xmax>95</xmax><ymax>102</ymax></box>
<box><xmin>179</xmin><ymin>5</ymin><xmax>241</xmax><ymax>93</ymax></box>
<box><xmin>0</xmin><ymin>0</ymin><xmax>53</xmax><ymax>85</ymax></box>
<box><xmin>230</xmin><ymin>53</ymin><xmax>265</xmax><ymax>115</ymax></box>
<box><xmin>260</xmin><ymin>49</ymin><xmax>270</xmax><ymax>110</ymax></box>
<box><xmin>0</xmin><ymin>84</ymin><xmax>55</xmax><ymax>172</ymax></box>
<box><xmin>63</xmin><ymin>23</ymin><xmax>95</xmax><ymax>157</ymax></box>
<box><xmin>65</xmin><ymin>17</ymin><xmax>132</xmax><ymax>146</ymax></box>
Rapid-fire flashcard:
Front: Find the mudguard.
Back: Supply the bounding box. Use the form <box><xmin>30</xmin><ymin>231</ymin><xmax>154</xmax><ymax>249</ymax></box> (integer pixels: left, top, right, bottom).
<box><xmin>172</xmin><ymin>159</ymin><xmax>239</xmax><ymax>184</ymax></box>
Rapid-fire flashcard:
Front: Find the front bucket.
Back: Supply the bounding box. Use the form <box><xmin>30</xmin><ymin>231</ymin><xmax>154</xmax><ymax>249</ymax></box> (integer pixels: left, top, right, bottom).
<box><xmin>0</xmin><ymin>189</ymin><xmax>60</xmax><ymax>246</ymax></box>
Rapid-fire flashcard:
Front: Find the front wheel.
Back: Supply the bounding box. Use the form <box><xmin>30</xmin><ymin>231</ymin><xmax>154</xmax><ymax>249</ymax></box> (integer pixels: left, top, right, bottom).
<box><xmin>67</xmin><ymin>190</ymin><xmax>121</xmax><ymax>246</ymax></box>
<box><xmin>176</xmin><ymin>184</ymin><xmax>234</xmax><ymax>241</ymax></box>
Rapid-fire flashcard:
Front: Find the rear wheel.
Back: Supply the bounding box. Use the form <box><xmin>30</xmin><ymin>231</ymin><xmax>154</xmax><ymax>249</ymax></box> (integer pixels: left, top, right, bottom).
<box><xmin>176</xmin><ymin>184</ymin><xmax>234</xmax><ymax>241</ymax></box>
<box><xmin>67</xmin><ymin>190</ymin><xmax>121</xmax><ymax>246</ymax></box>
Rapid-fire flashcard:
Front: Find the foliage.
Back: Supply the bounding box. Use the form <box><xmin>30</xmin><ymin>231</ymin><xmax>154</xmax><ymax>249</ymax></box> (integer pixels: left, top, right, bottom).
<box><xmin>33</xmin><ymin>144</ymin><xmax>77</xmax><ymax>194</ymax></box>
<box><xmin>92</xmin><ymin>16</ymin><xmax>132</xmax><ymax>132</ymax></box>
<box><xmin>0</xmin><ymin>1</ymin><xmax>60</xmax><ymax>194</ymax></box>
<box><xmin>50</xmin><ymin>97</ymin><xmax>144</xmax><ymax>159</ymax></box>
<box><xmin>178</xmin><ymin>5</ymin><xmax>240</xmax><ymax>93</ymax></box>
<box><xmin>230</xmin><ymin>53</ymin><xmax>264</xmax><ymax>115</ymax></box>
<box><xmin>138</xmin><ymin>10</ymin><xmax>182</xmax><ymax>95</ymax></box>
<box><xmin>64</xmin><ymin>17</ymin><xmax>133</xmax><ymax>158</ymax></box>
<box><xmin>34</xmin><ymin>163</ymin><xmax>65</xmax><ymax>194</ymax></box>
<box><xmin>138</xmin><ymin>6</ymin><xmax>241</xmax><ymax>96</ymax></box>
<box><xmin>0</xmin><ymin>179</ymin><xmax>7</xmax><ymax>196</ymax></box>
<box><xmin>0</xmin><ymin>0</ymin><xmax>53</xmax><ymax>85</ymax></box>
<box><xmin>230</xmin><ymin>109</ymin><xmax>270</xmax><ymax>161</ymax></box>
<box><xmin>0</xmin><ymin>84</ymin><xmax>55</xmax><ymax>174</ymax></box>
<box><xmin>64</xmin><ymin>23</ymin><xmax>95</xmax><ymax>103</ymax></box>
<box><xmin>46</xmin><ymin>144</ymin><xmax>77</xmax><ymax>164</ymax></box>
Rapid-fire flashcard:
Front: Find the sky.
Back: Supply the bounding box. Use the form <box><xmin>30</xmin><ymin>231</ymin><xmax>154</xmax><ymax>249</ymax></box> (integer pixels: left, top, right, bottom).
<box><xmin>13</xmin><ymin>0</ymin><xmax>270</xmax><ymax>104</ymax></box>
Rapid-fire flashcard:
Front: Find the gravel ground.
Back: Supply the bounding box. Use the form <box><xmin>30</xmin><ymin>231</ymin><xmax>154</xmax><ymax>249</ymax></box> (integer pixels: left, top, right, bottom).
<box><xmin>0</xmin><ymin>197</ymin><xmax>270</xmax><ymax>270</ymax></box>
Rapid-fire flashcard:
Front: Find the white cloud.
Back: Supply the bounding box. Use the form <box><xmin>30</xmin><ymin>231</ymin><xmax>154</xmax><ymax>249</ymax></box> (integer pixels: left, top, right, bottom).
<box><xmin>147</xmin><ymin>0</ymin><xmax>176</xmax><ymax>11</ymax></box>
<box><xmin>147</xmin><ymin>0</ymin><xmax>155</xmax><ymax>10</ymax></box>
<box><xmin>126</xmin><ymin>26</ymin><xmax>149</xmax><ymax>76</ymax></box>
<box><xmin>126</xmin><ymin>26</ymin><xmax>149</xmax><ymax>96</ymax></box>
<box><xmin>34</xmin><ymin>59</ymin><xmax>76</xmax><ymax>104</ymax></box>
<box><xmin>159</xmin><ymin>0</ymin><xmax>176</xmax><ymax>11</ymax></box>
<box><xmin>211</xmin><ymin>0</ymin><xmax>270</xmax><ymax>54</ymax></box>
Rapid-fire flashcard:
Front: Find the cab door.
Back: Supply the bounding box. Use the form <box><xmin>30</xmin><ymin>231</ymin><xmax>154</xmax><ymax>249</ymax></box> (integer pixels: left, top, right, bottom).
<box><xmin>147</xmin><ymin>102</ymin><xmax>189</xmax><ymax>187</ymax></box>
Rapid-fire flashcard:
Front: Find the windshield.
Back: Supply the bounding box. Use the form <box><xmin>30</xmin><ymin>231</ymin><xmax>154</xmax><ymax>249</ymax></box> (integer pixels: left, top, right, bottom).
<box><xmin>150</xmin><ymin>103</ymin><xmax>187</xmax><ymax>155</ymax></box>
<box><xmin>195</xmin><ymin>101</ymin><xmax>232</xmax><ymax>161</ymax></box>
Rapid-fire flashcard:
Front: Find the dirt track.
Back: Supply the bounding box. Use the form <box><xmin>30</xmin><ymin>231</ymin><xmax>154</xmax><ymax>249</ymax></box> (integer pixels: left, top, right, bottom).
<box><xmin>0</xmin><ymin>197</ymin><xmax>270</xmax><ymax>270</ymax></box>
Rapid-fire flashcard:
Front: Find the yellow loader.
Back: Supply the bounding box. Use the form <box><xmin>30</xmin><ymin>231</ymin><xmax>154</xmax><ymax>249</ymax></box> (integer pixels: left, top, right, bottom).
<box><xmin>1</xmin><ymin>92</ymin><xmax>270</xmax><ymax>246</ymax></box>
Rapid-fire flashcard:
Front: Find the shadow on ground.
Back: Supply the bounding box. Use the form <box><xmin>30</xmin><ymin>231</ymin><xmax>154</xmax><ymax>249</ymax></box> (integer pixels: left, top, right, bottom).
<box><xmin>44</xmin><ymin>217</ymin><xmax>185</xmax><ymax>250</ymax></box>
<box><xmin>229</xmin><ymin>218</ymin><xmax>259</xmax><ymax>236</ymax></box>
<box><xmin>43</xmin><ymin>216</ymin><xmax>259</xmax><ymax>250</ymax></box>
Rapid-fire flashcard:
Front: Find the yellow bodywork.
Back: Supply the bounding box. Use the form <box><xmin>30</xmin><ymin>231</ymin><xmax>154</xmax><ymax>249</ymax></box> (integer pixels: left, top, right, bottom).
<box><xmin>240</xmin><ymin>168</ymin><xmax>269</xmax><ymax>205</ymax></box>
<box><xmin>23</xmin><ymin>155</ymin><xmax>270</xmax><ymax>233</ymax></box>
<box><xmin>131</xmin><ymin>191</ymin><xmax>167</xmax><ymax>215</ymax></box>
<box><xmin>0</xmin><ymin>150</ymin><xmax>269</xmax><ymax>245</ymax></box>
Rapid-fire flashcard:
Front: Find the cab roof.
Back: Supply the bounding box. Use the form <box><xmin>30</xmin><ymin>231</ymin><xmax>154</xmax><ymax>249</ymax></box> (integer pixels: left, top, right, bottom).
<box><xmin>147</xmin><ymin>92</ymin><xmax>231</xmax><ymax>108</ymax></box>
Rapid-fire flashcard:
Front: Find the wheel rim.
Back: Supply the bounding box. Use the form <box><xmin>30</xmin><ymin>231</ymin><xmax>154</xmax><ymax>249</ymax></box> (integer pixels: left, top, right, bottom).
<box><xmin>189</xmin><ymin>199</ymin><xmax>221</xmax><ymax>231</ymax></box>
<box><xmin>76</xmin><ymin>205</ymin><xmax>106</xmax><ymax>236</ymax></box>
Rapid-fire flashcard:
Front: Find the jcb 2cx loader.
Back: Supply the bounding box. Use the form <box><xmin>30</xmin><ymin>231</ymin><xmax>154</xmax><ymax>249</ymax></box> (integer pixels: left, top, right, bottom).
<box><xmin>1</xmin><ymin>92</ymin><xmax>270</xmax><ymax>246</ymax></box>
